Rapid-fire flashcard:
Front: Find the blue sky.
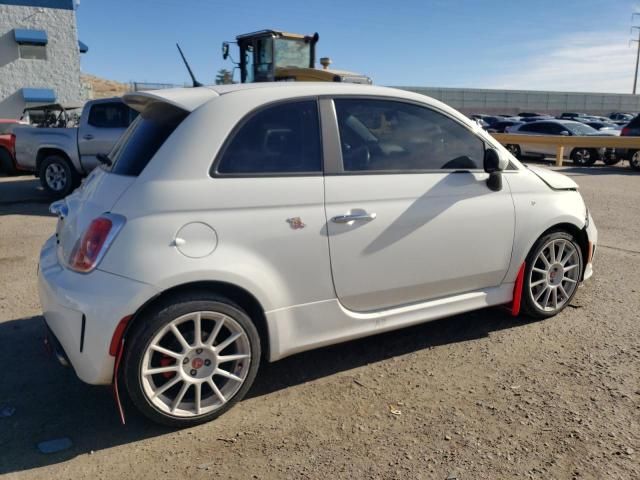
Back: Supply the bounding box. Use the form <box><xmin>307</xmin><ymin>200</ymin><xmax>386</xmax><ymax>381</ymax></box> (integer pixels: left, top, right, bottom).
<box><xmin>77</xmin><ymin>0</ymin><xmax>640</xmax><ymax>93</ymax></box>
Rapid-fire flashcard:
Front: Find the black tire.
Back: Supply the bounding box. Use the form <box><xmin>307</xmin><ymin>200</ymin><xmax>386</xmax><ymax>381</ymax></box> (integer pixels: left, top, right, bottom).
<box><xmin>123</xmin><ymin>291</ymin><xmax>261</xmax><ymax>428</ymax></box>
<box><xmin>39</xmin><ymin>155</ymin><xmax>79</xmax><ymax>198</ymax></box>
<box><xmin>602</xmin><ymin>156</ymin><xmax>620</xmax><ymax>166</ymax></box>
<box><xmin>506</xmin><ymin>144</ymin><xmax>521</xmax><ymax>159</ymax></box>
<box><xmin>0</xmin><ymin>148</ymin><xmax>17</xmax><ymax>175</ymax></box>
<box><xmin>520</xmin><ymin>231</ymin><xmax>584</xmax><ymax>320</ymax></box>
<box><xmin>570</xmin><ymin>148</ymin><xmax>597</xmax><ymax>166</ymax></box>
<box><xmin>629</xmin><ymin>150</ymin><xmax>640</xmax><ymax>172</ymax></box>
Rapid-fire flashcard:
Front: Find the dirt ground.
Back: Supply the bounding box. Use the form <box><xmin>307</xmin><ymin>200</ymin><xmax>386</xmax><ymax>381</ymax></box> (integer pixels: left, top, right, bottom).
<box><xmin>0</xmin><ymin>165</ymin><xmax>638</xmax><ymax>480</ymax></box>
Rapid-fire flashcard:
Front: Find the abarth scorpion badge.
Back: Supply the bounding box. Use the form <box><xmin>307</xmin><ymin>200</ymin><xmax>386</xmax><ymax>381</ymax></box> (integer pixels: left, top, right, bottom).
<box><xmin>286</xmin><ymin>217</ymin><xmax>306</xmax><ymax>230</ymax></box>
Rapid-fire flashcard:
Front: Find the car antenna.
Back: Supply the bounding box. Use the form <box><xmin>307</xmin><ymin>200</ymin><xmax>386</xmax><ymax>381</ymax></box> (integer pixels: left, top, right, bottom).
<box><xmin>176</xmin><ymin>43</ymin><xmax>203</xmax><ymax>87</ymax></box>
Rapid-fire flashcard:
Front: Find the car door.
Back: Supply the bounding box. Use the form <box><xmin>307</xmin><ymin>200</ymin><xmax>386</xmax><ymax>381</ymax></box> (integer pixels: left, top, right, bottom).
<box><xmin>78</xmin><ymin>101</ymin><xmax>132</xmax><ymax>173</ymax></box>
<box><xmin>322</xmin><ymin>98</ymin><xmax>515</xmax><ymax>312</ymax></box>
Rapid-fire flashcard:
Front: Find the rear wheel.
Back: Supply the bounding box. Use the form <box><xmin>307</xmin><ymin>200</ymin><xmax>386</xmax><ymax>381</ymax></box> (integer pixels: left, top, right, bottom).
<box><xmin>124</xmin><ymin>292</ymin><xmax>261</xmax><ymax>427</ymax></box>
<box><xmin>0</xmin><ymin>148</ymin><xmax>17</xmax><ymax>175</ymax></box>
<box><xmin>570</xmin><ymin>148</ymin><xmax>597</xmax><ymax>166</ymax></box>
<box><xmin>521</xmin><ymin>231</ymin><xmax>583</xmax><ymax>319</ymax></box>
<box><xmin>39</xmin><ymin>155</ymin><xmax>78</xmax><ymax>198</ymax></box>
<box><xmin>506</xmin><ymin>144</ymin><xmax>521</xmax><ymax>159</ymax></box>
<box><xmin>630</xmin><ymin>150</ymin><xmax>640</xmax><ymax>171</ymax></box>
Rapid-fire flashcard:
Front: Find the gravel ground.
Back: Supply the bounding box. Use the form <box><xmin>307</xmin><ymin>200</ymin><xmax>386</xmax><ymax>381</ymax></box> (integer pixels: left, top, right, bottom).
<box><xmin>0</xmin><ymin>165</ymin><xmax>638</xmax><ymax>480</ymax></box>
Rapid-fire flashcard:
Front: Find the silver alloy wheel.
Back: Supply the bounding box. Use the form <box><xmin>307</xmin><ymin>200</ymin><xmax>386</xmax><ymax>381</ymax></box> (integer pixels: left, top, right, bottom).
<box><xmin>631</xmin><ymin>151</ymin><xmax>640</xmax><ymax>169</ymax></box>
<box><xmin>529</xmin><ymin>239</ymin><xmax>580</xmax><ymax>312</ymax></box>
<box><xmin>44</xmin><ymin>163</ymin><xmax>67</xmax><ymax>192</ymax></box>
<box><xmin>141</xmin><ymin>311</ymin><xmax>251</xmax><ymax>417</ymax></box>
<box><xmin>572</xmin><ymin>149</ymin><xmax>590</xmax><ymax>165</ymax></box>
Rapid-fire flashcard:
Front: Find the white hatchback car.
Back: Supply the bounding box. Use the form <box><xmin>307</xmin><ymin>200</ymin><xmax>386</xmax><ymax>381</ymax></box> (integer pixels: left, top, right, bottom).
<box><xmin>39</xmin><ymin>83</ymin><xmax>597</xmax><ymax>427</ymax></box>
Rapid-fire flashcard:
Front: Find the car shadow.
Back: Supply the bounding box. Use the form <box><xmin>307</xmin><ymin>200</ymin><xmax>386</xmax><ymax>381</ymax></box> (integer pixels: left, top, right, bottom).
<box><xmin>0</xmin><ymin>176</ymin><xmax>54</xmax><ymax>216</ymax></box>
<box><xmin>0</xmin><ymin>307</ymin><xmax>537</xmax><ymax>475</ymax></box>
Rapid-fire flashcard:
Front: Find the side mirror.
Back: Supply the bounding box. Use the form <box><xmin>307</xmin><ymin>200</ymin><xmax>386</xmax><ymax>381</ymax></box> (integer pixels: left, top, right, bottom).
<box><xmin>222</xmin><ymin>42</ymin><xmax>230</xmax><ymax>60</ymax></box>
<box><xmin>484</xmin><ymin>148</ymin><xmax>506</xmax><ymax>191</ymax></box>
<box><xmin>560</xmin><ymin>130</ymin><xmax>570</xmax><ymax>136</ymax></box>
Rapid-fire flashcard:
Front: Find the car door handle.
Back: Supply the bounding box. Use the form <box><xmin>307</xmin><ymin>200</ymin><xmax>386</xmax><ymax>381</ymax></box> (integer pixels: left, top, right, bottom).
<box><xmin>83</xmin><ymin>134</ymin><xmax>94</xmax><ymax>140</ymax></box>
<box><xmin>331</xmin><ymin>212</ymin><xmax>377</xmax><ymax>223</ymax></box>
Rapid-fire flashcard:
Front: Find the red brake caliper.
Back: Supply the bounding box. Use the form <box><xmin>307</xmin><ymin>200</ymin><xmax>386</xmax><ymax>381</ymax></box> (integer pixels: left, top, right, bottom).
<box><xmin>160</xmin><ymin>356</ymin><xmax>176</xmax><ymax>379</ymax></box>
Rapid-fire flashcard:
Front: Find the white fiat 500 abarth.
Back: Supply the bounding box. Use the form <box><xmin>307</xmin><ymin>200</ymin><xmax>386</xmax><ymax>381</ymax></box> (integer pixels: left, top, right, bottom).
<box><xmin>39</xmin><ymin>83</ymin><xmax>597</xmax><ymax>427</ymax></box>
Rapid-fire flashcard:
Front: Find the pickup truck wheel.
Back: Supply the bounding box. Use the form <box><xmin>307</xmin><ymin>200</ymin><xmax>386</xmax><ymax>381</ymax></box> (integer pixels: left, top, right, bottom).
<box><xmin>0</xmin><ymin>148</ymin><xmax>17</xmax><ymax>175</ymax></box>
<box><xmin>630</xmin><ymin>150</ymin><xmax>640</xmax><ymax>171</ymax></box>
<box><xmin>39</xmin><ymin>155</ymin><xmax>78</xmax><ymax>198</ymax></box>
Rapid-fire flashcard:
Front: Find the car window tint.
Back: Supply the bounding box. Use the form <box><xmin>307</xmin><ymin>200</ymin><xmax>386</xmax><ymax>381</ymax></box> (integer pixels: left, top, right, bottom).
<box><xmin>88</xmin><ymin>103</ymin><xmax>132</xmax><ymax>128</ymax></box>
<box><xmin>626</xmin><ymin>114</ymin><xmax>640</xmax><ymax>128</ymax></box>
<box><xmin>334</xmin><ymin>99</ymin><xmax>484</xmax><ymax>171</ymax></box>
<box><xmin>216</xmin><ymin>100</ymin><xmax>321</xmax><ymax>175</ymax></box>
<box><xmin>109</xmin><ymin>103</ymin><xmax>188</xmax><ymax>176</ymax></box>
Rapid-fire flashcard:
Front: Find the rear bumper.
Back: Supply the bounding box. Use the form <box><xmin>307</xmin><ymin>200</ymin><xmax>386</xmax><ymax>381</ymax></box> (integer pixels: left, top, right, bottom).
<box><xmin>38</xmin><ymin>235</ymin><xmax>158</xmax><ymax>385</ymax></box>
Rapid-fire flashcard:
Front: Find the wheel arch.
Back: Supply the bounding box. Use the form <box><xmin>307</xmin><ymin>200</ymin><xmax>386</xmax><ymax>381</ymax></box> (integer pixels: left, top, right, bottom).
<box><xmin>524</xmin><ymin>222</ymin><xmax>589</xmax><ymax>281</ymax></box>
<box><xmin>36</xmin><ymin>148</ymin><xmax>72</xmax><ymax>175</ymax></box>
<box><xmin>120</xmin><ymin>280</ymin><xmax>271</xmax><ymax>361</ymax></box>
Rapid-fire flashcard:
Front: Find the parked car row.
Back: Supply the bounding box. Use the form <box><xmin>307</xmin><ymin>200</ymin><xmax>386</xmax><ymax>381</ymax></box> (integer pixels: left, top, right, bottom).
<box><xmin>469</xmin><ymin>111</ymin><xmax>640</xmax><ymax>171</ymax></box>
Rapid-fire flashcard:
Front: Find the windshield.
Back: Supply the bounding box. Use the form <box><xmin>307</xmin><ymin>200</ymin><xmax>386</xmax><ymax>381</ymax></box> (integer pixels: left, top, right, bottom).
<box><xmin>565</xmin><ymin>123</ymin><xmax>598</xmax><ymax>135</ymax></box>
<box><xmin>274</xmin><ymin>38</ymin><xmax>310</xmax><ymax>69</ymax></box>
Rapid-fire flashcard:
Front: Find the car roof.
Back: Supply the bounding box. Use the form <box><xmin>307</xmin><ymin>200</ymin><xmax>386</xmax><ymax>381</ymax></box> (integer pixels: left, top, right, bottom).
<box><xmin>123</xmin><ymin>82</ymin><xmax>462</xmax><ymax>117</ymax></box>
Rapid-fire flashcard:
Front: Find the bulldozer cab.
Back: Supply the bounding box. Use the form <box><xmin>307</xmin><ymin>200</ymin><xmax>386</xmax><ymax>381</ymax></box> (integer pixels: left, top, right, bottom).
<box><xmin>223</xmin><ymin>29</ymin><xmax>371</xmax><ymax>84</ymax></box>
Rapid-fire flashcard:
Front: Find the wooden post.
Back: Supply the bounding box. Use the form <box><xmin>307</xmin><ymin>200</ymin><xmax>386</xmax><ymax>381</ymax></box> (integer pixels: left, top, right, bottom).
<box><xmin>556</xmin><ymin>145</ymin><xmax>564</xmax><ymax>166</ymax></box>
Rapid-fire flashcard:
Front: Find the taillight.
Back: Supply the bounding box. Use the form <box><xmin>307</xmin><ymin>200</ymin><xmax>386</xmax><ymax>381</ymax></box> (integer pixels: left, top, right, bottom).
<box><xmin>68</xmin><ymin>214</ymin><xmax>125</xmax><ymax>273</ymax></box>
<box><xmin>621</xmin><ymin>127</ymin><xmax>630</xmax><ymax>136</ymax></box>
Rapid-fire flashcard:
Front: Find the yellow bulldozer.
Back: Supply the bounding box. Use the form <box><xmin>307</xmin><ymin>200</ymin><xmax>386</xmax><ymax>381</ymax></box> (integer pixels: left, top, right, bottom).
<box><xmin>222</xmin><ymin>29</ymin><xmax>371</xmax><ymax>84</ymax></box>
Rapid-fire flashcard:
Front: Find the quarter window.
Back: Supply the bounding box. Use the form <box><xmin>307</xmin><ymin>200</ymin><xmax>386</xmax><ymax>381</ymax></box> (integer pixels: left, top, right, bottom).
<box><xmin>334</xmin><ymin>99</ymin><xmax>484</xmax><ymax>171</ymax></box>
<box><xmin>88</xmin><ymin>103</ymin><xmax>132</xmax><ymax>128</ymax></box>
<box><xmin>216</xmin><ymin>100</ymin><xmax>322</xmax><ymax>175</ymax></box>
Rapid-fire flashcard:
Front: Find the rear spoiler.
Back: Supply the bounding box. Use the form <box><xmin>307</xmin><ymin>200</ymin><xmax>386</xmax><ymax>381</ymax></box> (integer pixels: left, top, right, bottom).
<box><xmin>123</xmin><ymin>87</ymin><xmax>219</xmax><ymax>114</ymax></box>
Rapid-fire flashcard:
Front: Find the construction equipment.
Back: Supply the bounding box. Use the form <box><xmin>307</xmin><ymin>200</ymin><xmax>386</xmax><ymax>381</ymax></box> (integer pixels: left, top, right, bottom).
<box><xmin>222</xmin><ymin>29</ymin><xmax>371</xmax><ymax>84</ymax></box>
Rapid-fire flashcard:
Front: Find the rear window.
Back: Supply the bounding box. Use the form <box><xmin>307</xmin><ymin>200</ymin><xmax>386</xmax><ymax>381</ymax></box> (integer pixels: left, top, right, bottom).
<box><xmin>109</xmin><ymin>103</ymin><xmax>187</xmax><ymax>176</ymax></box>
<box><xmin>626</xmin><ymin>114</ymin><xmax>640</xmax><ymax>128</ymax></box>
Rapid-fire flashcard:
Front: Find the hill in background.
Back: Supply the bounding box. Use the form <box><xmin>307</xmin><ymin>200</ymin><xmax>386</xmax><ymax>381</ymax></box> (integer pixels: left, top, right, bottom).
<box><xmin>81</xmin><ymin>74</ymin><xmax>130</xmax><ymax>99</ymax></box>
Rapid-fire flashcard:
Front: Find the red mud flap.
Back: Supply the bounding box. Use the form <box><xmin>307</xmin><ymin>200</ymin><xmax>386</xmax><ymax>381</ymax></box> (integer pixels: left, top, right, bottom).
<box><xmin>110</xmin><ymin>315</ymin><xmax>132</xmax><ymax>425</ymax></box>
<box><xmin>112</xmin><ymin>339</ymin><xmax>126</xmax><ymax>425</ymax></box>
<box><xmin>510</xmin><ymin>263</ymin><xmax>526</xmax><ymax>316</ymax></box>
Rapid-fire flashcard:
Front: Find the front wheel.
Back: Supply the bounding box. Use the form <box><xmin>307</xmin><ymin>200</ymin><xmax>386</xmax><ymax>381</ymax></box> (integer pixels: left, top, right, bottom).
<box><xmin>520</xmin><ymin>231</ymin><xmax>583</xmax><ymax>319</ymax></box>
<box><xmin>630</xmin><ymin>150</ymin><xmax>640</xmax><ymax>171</ymax></box>
<box><xmin>123</xmin><ymin>293</ymin><xmax>261</xmax><ymax>427</ymax></box>
<box><xmin>0</xmin><ymin>148</ymin><xmax>17</xmax><ymax>175</ymax></box>
<box><xmin>570</xmin><ymin>148</ymin><xmax>597</xmax><ymax>166</ymax></box>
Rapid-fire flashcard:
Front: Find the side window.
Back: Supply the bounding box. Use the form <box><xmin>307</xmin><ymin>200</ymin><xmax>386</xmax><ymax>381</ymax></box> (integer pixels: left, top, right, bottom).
<box><xmin>88</xmin><ymin>103</ymin><xmax>131</xmax><ymax>128</ymax></box>
<box><xmin>216</xmin><ymin>100</ymin><xmax>321</xmax><ymax>175</ymax></box>
<box><xmin>334</xmin><ymin>99</ymin><xmax>484</xmax><ymax>171</ymax></box>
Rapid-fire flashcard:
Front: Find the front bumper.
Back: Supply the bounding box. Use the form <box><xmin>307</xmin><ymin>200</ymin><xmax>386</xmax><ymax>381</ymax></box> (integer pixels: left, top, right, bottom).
<box><xmin>38</xmin><ymin>235</ymin><xmax>158</xmax><ymax>385</ymax></box>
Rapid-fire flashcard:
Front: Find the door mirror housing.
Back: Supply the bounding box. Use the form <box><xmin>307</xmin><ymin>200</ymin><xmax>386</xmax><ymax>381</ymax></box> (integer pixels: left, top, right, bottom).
<box><xmin>560</xmin><ymin>130</ymin><xmax>570</xmax><ymax>136</ymax></box>
<box><xmin>484</xmin><ymin>148</ymin><xmax>506</xmax><ymax>191</ymax></box>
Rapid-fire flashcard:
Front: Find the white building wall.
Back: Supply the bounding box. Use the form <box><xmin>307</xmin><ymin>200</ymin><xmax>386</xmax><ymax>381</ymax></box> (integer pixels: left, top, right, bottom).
<box><xmin>0</xmin><ymin>3</ymin><xmax>84</xmax><ymax>118</ymax></box>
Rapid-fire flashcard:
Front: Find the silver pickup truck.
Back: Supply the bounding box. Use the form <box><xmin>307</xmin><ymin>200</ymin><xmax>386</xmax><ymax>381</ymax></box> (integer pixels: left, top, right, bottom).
<box><xmin>14</xmin><ymin>97</ymin><xmax>138</xmax><ymax>197</ymax></box>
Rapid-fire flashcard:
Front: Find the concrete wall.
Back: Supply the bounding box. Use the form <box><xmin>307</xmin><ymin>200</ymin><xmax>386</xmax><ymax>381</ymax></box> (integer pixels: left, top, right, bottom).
<box><xmin>396</xmin><ymin>86</ymin><xmax>640</xmax><ymax>116</ymax></box>
<box><xmin>0</xmin><ymin>3</ymin><xmax>83</xmax><ymax>118</ymax></box>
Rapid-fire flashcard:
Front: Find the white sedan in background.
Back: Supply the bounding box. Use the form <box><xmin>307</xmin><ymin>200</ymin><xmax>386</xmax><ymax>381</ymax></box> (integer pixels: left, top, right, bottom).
<box><xmin>39</xmin><ymin>83</ymin><xmax>597</xmax><ymax>427</ymax></box>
